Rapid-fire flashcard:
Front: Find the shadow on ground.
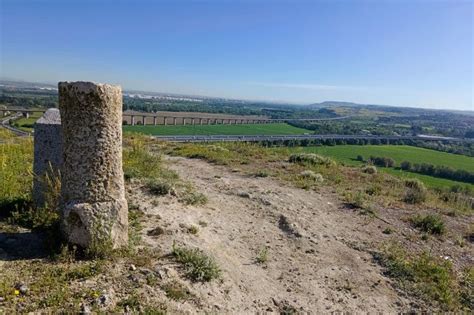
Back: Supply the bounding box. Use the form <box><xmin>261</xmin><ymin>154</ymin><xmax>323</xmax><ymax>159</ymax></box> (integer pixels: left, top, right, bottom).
<box><xmin>0</xmin><ymin>198</ymin><xmax>53</xmax><ymax>261</ymax></box>
<box><xmin>0</xmin><ymin>231</ymin><xmax>48</xmax><ymax>261</ymax></box>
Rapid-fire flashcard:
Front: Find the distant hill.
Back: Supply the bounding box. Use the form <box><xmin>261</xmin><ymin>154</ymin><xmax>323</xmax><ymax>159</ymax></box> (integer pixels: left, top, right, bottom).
<box><xmin>308</xmin><ymin>101</ymin><xmax>362</xmax><ymax>108</ymax></box>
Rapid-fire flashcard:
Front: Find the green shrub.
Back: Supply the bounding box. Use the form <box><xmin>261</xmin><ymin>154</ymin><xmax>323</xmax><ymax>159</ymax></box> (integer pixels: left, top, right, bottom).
<box><xmin>289</xmin><ymin>153</ymin><xmax>335</xmax><ymax>167</ymax></box>
<box><xmin>410</xmin><ymin>214</ymin><xmax>445</xmax><ymax>235</ymax></box>
<box><xmin>344</xmin><ymin>191</ymin><xmax>367</xmax><ymax>209</ymax></box>
<box><xmin>400</xmin><ymin>160</ymin><xmax>412</xmax><ymax>171</ymax></box>
<box><xmin>187</xmin><ymin>225</ymin><xmax>199</xmax><ymax>234</ymax></box>
<box><xmin>9</xmin><ymin>206</ymin><xmax>59</xmax><ymax>231</ymax></box>
<box><xmin>366</xmin><ymin>184</ymin><xmax>382</xmax><ymax>195</ymax></box>
<box><xmin>300</xmin><ymin>170</ymin><xmax>324</xmax><ymax>182</ymax></box>
<box><xmin>368</xmin><ymin>156</ymin><xmax>395</xmax><ymax>167</ymax></box>
<box><xmin>362</xmin><ymin>165</ymin><xmax>377</xmax><ymax>174</ymax></box>
<box><xmin>171</xmin><ymin>244</ymin><xmax>221</xmax><ymax>282</ymax></box>
<box><xmin>145</xmin><ymin>179</ymin><xmax>173</xmax><ymax>196</ymax></box>
<box><xmin>180</xmin><ymin>190</ymin><xmax>208</xmax><ymax>206</ymax></box>
<box><xmin>256</xmin><ymin>247</ymin><xmax>269</xmax><ymax>264</ymax></box>
<box><xmin>254</xmin><ymin>170</ymin><xmax>269</xmax><ymax>177</ymax></box>
<box><xmin>403</xmin><ymin>179</ymin><xmax>427</xmax><ymax>204</ymax></box>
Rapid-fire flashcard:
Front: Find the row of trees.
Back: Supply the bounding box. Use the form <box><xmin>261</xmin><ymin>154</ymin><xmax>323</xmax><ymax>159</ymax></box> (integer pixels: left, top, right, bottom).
<box><xmin>355</xmin><ymin>154</ymin><xmax>474</xmax><ymax>184</ymax></box>
<box><xmin>365</xmin><ymin>156</ymin><xmax>395</xmax><ymax>168</ymax></box>
<box><xmin>400</xmin><ymin>162</ymin><xmax>474</xmax><ymax>184</ymax></box>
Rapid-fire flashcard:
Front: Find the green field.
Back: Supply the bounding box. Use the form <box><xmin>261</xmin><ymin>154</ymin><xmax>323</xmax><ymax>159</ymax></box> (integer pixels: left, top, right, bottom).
<box><xmin>292</xmin><ymin>145</ymin><xmax>474</xmax><ymax>188</ymax></box>
<box><xmin>124</xmin><ymin>123</ymin><xmax>312</xmax><ymax>136</ymax></box>
<box><xmin>12</xmin><ymin>112</ymin><xmax>43</xmax><ymax>132</ymax></box>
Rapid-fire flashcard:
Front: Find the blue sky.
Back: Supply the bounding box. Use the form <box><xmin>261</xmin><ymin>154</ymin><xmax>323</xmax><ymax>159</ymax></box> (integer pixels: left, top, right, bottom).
<box><xmin>1</xmin><ymin>0</ymin><xmax>472</xmax><ymax>110</ymax></box>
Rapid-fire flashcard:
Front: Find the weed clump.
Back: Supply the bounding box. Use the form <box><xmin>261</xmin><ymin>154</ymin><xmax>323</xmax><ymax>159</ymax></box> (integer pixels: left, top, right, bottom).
<box><xmin>187</xmin><ymin>225</ymin><xmax>199</xmax><ymax>234</ymax></box>
<box><xmin>375</xmin><ymin>243</ymin><xmax>461</xmax><ymax>310</ymax></box>
<box><xmin>171</xmin><ymin>243</ymin><xmax>221</xmax><ymax>282</ymax></box>
<box><xmin>410</xmin><ymin>214</ymin><xmax>445</xmax><ymax>235</ymax></box>
<box><xmin>162</xmin><ymin>281</ymin><xmax>192</xmax><ymax>300</ymax></box>
<box><xmin>123</xmin><ymin>135</ymin><xmax>178</xmax><ymax>181</ymax></box>
<box><xmin>256</xmin><ymin>247</ymin><xmax>269</xmax><ymax>264</ymax></box>
<box><xmin>300</xmin><ymin>170</ymin><xmax>324</xmax><ymax>182</ymax></box>
<box><xmin>180</xmin><ymin>190</ymin><xmax>208</xmax><ymax>206</ymax></box>
<box><xmin>344</xmin><ymin>191</ymin><xmax>367</xmax><ymax>209</ymax></box>
<box><xmin>403</xmin><ymin>178</ymin><xmax>427</xmax><ymax>204</ymax></box>
<box><xmin>289</xmin><ymin>153</ymin><xmax>335</xmax><ymax>167</ymax></box>
<box><xmin>145</xmin><ymin>179</ymin><xmax>174</xmax><ymax>196</ymax></box>
<box><xmin>254</xmin><ymin>170</ymin><xmax>269</xmax><ymax>177</ymax></box>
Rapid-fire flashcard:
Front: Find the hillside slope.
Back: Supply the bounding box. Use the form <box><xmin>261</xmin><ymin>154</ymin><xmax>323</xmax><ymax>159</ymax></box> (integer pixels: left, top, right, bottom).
<box><xmin>127</xmin><ymin>156</ymin><xmax>413</xmax><ymax>312</ymax></box>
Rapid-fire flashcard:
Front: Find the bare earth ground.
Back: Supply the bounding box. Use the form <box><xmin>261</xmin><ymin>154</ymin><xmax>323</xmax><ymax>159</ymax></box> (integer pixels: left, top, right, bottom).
<box><xmin>127</xmin><ymin>156</ymin><xmax>416</xmax><ymax>313</ymax></box>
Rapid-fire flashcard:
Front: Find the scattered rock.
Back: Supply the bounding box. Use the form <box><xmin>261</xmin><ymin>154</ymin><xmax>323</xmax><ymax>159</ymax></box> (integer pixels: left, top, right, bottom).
<box><xmin>259</xmin><ymin>197</ymin><xmax>272</xmax><ymax>206</ymax></box>
<box><xmin>15</xmin><ymin>283</ymin><xmax>28</xmax><ymax>295</ymax></box>
<box><xmin>278</xmin><ymin>215</ymin><xmax>302</xmax><ymax>238</ymax></box>
<box><xmin>147</xmin><ymin>226</ymin><xmax>165</xmax><ymax>236</ymax></box>
<box><xmin>236</xmin><ymin>191</ymin><xmax>251</xmax><ymax>198</ymax></box>
<box><xmin>80</xmin><ymin>303</ymin><xmax>91</xmax><ymax>314</ymax></box>
<box><xmin>96</xmin><ymin>289</ymin><xmax>116</xmax><ymax>308</ymax></box>
<box><xmin>129</xmin><ymin>264</ymin><xmax>137</xmax><ymax>271</ymax></box>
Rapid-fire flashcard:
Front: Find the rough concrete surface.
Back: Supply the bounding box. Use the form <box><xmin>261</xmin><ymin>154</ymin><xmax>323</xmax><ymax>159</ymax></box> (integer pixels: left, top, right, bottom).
<box><xmin>33</xmin><ymin>108</ymin><xmax>63</xmax><ymax>207</ymax></box>
<box><xmin>58</xmin><ymin>81</ymin><xmax>128</xmax><ymax>248</ymax></box>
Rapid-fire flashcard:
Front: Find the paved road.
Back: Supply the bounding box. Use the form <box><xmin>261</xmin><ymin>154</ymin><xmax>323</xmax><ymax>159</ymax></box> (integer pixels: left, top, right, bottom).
<box><xmin>153</xmin><ymin>134</ymin><xmax>473</xmax><ymax>143</ymax></box>
<box><xmin>0</xmin><ymin>113</ymin><xmax>31</xmax><ymax>136</ymax></box>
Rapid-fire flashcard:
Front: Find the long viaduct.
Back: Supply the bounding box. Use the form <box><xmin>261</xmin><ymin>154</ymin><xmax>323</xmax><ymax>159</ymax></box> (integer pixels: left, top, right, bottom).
<box><xmin>0</xmin><ymin>108</ymin><xmax>350</xmax><ymax>125</ymax></box>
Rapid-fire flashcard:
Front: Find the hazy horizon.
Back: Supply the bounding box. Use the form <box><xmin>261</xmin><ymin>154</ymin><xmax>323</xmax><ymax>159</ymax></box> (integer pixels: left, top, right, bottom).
<box><xmin>1</xmin><ymin>0</ymin><xmax>472</xmax><ymax>111</ymax></box>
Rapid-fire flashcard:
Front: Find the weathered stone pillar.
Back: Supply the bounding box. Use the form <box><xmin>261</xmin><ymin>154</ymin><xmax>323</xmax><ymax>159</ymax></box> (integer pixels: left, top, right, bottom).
<box><xmin>142</xmin><ymin>116</ymin><xmax>147</xmax><ymax>125</ymax></box>
<box><xmin>183</xmin><ymin>118</ymin><xmax>187</xmax><ymax>125</ymax></box>
<box><xmin>33</xmin><ymin>108</ymin><xmax>63</xmax><ymax>207</ymax></box>
<box><xmin>58</xmin><ymin>82</ymin><xmax>128</xmax><ymax>249</ymax></box>
<box><xmin>131</xmin><ymin>115</ymin><xmax>135</xmax><ymax>125</ymax></box>
<box><xmin>153</xmin><ymin>116</ymin><xmax>157</xmax><ymax>125</ymax></box>
<box><xmin>199</xmin><ymin>118</ymin><xmax>203</xmax><ymax>125</ymax></box>
<box><xmin>163</xmin><ymin>117</ymin><xmax>167</xmax><ymax>125</ymax></box>
<box><xmin>173</xmin><ymin>117</ymin><xmax>177</xmax><ymax>125</ymax></box>
<box><xmin>192</xmin><ymin>118</ymin><xmax>195</xmax><ymax>125</ymax></box>
<box><xmin>207</xmin><ymin>119</ymin><xmax>211</xmax><ymax>125</ymax></box>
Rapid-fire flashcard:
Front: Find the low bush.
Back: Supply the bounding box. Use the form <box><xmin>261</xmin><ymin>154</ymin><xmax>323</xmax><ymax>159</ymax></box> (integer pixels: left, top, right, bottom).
<box><xmin>403</xmin><ymin>179</ymin><xmax>427</xmax><ymax>204</ymax></box>
<box><xmin>171</xmin><ymin>243</ymin><xmax>221</xmax><ymax>282</ymax></box>
<box><xmin>254</xmin><ymin>170</ymin><xmax>269</xmax><ymax>177</ymax></box>
<box><xmin>145</xmin><ymin>179</ymin><xmax>173</xmax><ymax>196</ymax></box>
<box><xmin>368</xmin><ymin>156</ymin><xmax>395</xmax><ymax>167</ymax></box>
<box><xmin>300</xmin><ymin>170</ymin><xmax>324</xmax><ymax>182</ymax></box>
<box><xmin>344</xmin><ymin>191</ymin><xmax>367</xmax><ymax>209</ymax></box>
<box><xmin>362</xmin><ymin>165</ymin><xmax>377</xmax><ymax>174</ymax></box>
<box><xmin>256</xmin><ymin>246</ymin><xmax>269</xmax><ymax>264</ymax></box>
<box><xmin>410</xmin><ymin>214</ymin><xmax>445</xmax><ymax>235</ymax></box>
<box><xmin>180</xmin><ymin>190</ymin><xmax>208</xmax><ymax>206</ymax></box>
<box><xmin>289</xmin><ymin>153</ymin><xmax>335</xmax><ymax>167</ymax></box>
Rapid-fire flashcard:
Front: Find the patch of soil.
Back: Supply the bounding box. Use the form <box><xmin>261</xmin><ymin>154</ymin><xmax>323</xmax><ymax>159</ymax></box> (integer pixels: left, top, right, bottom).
<box><xmin>126</xmin><ymin>156</ymin><xmax>416</xmax><ymax>312</ymax></box>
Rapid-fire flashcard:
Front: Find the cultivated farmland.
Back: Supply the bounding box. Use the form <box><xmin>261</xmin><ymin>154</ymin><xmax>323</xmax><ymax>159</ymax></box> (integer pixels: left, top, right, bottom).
<box><xmin>124</xmin><ymin>123</ymin><xmax>311</xmax><ymax>135</ymax></box>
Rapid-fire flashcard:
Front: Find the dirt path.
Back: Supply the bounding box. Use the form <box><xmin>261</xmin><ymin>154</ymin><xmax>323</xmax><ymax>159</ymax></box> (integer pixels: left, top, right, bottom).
<box><xmin>129</xmin><ymin>156</ymin><xmax>413</xmax><ymax>313</ymax></box>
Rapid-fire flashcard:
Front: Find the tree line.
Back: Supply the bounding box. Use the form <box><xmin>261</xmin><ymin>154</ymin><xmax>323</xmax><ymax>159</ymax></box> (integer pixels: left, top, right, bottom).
<box><xmin>400</xmin><ymin>161</ymin><xmax>474</xmax><ymax>184</ymax></box>
<box><xmin>359</xmin><ymin>155</ymin><xmax>474</xmax><ymax>184</ymax></box>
